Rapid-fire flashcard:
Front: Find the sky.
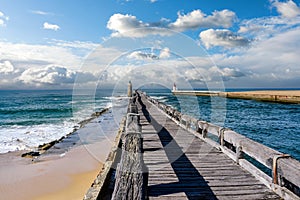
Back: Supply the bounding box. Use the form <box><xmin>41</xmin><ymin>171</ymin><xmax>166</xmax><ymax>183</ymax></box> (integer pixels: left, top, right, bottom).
<box><xmin>0</xmin><ymin>0</ymin><xmax>300</xmax><ymax>90</ymax></box>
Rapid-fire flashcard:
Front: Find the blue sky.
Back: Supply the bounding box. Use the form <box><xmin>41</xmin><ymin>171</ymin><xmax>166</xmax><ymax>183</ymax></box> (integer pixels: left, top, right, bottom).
<box><xmin>1</xmin><ymin>0</ymin><xmax>300</xmax><ymax>89</ymax></box>
<box><xmin>0</xmin><ymin>0</ymin><xmax>277</xmax><ymax>43</ymax></box>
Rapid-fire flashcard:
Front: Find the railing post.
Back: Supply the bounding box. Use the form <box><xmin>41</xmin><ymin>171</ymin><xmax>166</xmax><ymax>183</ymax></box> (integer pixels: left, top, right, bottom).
<box><xmin>199</xmin><ymin>122</ymin><xmax>208</xmax><ymax>138</ymax></box>
<box><xmin>272</xmin><ymin>154</ymin><xmax>290</xmax><ymax>185</ymax></box>
<box><xmin>218</xmin><ymin>128</ymin><xmax>226</xmax><ymax>146</ymax></box>
<box><xmin>112</xmin><ymin>104</ymin><xmax>148</xmax><ymax>200</ymax></box>
<box><xmin>236</xmin><ymin>146</ymin><xmax>243</xmax><ymax>164</ymax></box>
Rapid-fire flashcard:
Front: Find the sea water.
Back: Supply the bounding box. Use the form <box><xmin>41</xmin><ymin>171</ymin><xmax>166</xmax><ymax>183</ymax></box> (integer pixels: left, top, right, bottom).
<box><xmin>0</xmin><ymin>89</ymin><xmax>126</xmax><ymax>153</ymax></box>
<box><xmin>144</xmin><ymin>89</ymin><xmax>300</xmax><ymax>161</ymax></box>
<box><xmin>1</xmin><ymin>89</ymin><xmax>299</xmax><ymax>162</ymax></box>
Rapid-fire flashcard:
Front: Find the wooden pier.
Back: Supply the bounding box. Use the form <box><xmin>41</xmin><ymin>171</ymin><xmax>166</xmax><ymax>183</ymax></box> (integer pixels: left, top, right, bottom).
<box><xmin>84</xmin><ymin>91</ymin><xmax>300</xmax><ymax>200</ymax></box>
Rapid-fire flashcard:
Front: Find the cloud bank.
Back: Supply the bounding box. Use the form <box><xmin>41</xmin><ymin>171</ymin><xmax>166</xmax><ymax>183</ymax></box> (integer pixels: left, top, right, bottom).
<box><xmin>1</xmin><ymin>0</ymin><xmax>300</xmax><ymax>89</ymax></box>
<box><xmin>107</xmin><ymin>9</ymin><xmax>237</xmax><ymax>37</ymax></box>
<box><xmin>17</xmin><ymin>65</ymin><xmax>97</xmax><ymax>87</ymax></box>
<box><xmin>0</xmin><ymin>40</ymin><xmax>102</xmax><ymax>89</ymax></box>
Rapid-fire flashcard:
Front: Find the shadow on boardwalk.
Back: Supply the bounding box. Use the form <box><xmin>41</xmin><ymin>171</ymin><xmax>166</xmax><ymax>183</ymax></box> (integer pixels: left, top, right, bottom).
<box><xmin>137</xmin><ymin>94</ymin><xmax>217</xmax><ymax>200</ymax></box>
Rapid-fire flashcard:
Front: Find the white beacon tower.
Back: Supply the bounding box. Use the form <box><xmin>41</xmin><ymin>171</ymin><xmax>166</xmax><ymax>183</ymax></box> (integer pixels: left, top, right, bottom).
<box><xmin>172</xmin><ymin>83</ymin><xmax>177</xmax><ymax>92</ymax></box>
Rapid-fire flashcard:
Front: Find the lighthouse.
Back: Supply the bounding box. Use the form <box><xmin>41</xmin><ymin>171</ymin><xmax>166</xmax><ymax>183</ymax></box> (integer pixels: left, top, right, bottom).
<box><xmin>127</xmin><ymin>81</ymin><xmax>133</xmax><ymax>97</ymax></box>
<box><xmin>172</xmin><ymin>83</ymin><xmax>177</xmax><ymax>92</ymax></box>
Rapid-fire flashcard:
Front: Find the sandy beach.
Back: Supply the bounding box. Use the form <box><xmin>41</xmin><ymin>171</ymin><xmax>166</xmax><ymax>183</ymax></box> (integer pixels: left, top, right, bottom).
<box><xmin>0</xmin><ymin>140</ymin><xmax>113</xmax><ymax>200</ymax></box>
<box><xmin>0</xmin><ymin>109</ymin><xmax>121</xmax><ymax>200</ymax></box>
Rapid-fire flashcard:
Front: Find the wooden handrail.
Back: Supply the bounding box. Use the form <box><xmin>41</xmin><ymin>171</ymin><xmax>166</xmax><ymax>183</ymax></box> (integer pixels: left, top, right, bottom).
<box><xmin>142</xmin><ymin>91</ymin><xmax>300</xmax><ymax>199</ymax></box>
<box><xmin>111</xmin><ymin>95</ymin><xmax>148</xmax><ymax>200</ymax></box>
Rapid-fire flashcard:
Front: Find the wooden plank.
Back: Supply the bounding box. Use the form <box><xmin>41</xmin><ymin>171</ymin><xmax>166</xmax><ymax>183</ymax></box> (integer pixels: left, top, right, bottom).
<box><xmin>137</xmin><ymin>94</ymin><xmax>281</xmax><ymax>200</ymax></box>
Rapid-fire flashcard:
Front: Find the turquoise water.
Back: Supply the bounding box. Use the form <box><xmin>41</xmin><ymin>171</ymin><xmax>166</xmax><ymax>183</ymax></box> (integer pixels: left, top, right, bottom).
<box><xmin>144</xmin><ymin>89</ymin><xmax>300</xmax><ymax>161</ymax></box>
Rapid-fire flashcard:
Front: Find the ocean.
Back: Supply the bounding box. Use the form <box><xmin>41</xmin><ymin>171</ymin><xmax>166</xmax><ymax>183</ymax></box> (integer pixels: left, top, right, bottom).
<box><xmin>143</xmin><ymin>89</ymin><xmax>300</xmax><ymax>161</ymax></box>
<box><xmin>0</xmin><ymin>89</ymin><xmax>299</xmax><ymax>162</ymax></box>
<box><xmin>0</xmin><ymin>89</ymin><xmax>125</xmax><ymax>153</ymax></box>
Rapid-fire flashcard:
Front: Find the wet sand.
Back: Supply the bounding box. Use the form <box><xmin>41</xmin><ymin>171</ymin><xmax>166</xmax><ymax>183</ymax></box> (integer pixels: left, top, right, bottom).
<box><xmin>36</xmin><ymin>169</ymin><xmax>101</xmax><ymax>200</ymax></box>
<box><xmin>0</xmin><ymin>142</ymin><xmax>110</xmax><ymax>200</ymax></box>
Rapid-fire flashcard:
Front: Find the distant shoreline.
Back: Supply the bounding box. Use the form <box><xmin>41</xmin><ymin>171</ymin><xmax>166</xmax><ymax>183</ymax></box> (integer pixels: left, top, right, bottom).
<box><xmin>172</xmin><ymin>90</ymin><xmax>300</xmax><ymax>104</ymax></box>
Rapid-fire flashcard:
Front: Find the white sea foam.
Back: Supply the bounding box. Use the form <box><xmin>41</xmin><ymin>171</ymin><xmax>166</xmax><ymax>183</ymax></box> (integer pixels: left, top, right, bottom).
<box><xmin>151</xmin><ymin>95</ymin><xmax>168</xmax><ymax>102</ymax></box>
<box><xmin>0</xmin><ymin>94</ymin><xmax>126</xmax><ymax>154</ymax></box>
<box><xmin>0</xmin><ymin>121</ymin><xmax>75</xmax><ymax>154</ymax></box>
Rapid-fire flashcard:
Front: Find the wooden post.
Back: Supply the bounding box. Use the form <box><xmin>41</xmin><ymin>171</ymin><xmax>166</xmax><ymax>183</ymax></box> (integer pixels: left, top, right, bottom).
<box><xmin>218</xmin><ymin>128</ymin><xmax>226</xmax><ymax>146</ymax></box>
<box><xmin>236</xmin><ymin>146</ymin><xmax>243</xmax><ymax>164</ymax></box>
<box><xmin>272</xmin><ymin>154</ymin><xmax>290</xmax><ymax>185</ymax></box>
<box><xmin>126</xmin><ymin>113</ymin><xmax>141</xmax><ymax>133</ymax></box>
<box><xmin>129</xmin><ymin>104</ymin><xmax>138</xmax><ymax>114</ymax></box>
<box><xmin>111</xmin><ymin>108</ymin><xmax>148</xmax><ymax>200</ymax></box>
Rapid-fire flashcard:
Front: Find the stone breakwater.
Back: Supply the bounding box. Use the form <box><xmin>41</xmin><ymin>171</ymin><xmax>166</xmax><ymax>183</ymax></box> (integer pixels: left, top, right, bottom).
<box><xmin>172</xmin><ymin>90</ymin><xmax>300</xmax><ymax>104</ymax></box>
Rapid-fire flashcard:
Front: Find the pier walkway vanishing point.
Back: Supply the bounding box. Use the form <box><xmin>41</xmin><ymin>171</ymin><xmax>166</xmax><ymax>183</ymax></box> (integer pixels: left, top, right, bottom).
<box><xmin>84</xmin><ymin>91</ymin><xmax>300</xmax><ymax>200</ymax></box>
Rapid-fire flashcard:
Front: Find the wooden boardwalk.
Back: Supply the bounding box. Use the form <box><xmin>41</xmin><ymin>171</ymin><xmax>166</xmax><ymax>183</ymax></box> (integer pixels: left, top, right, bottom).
<box><xmin>136</xmin><ymin>94</ymin><xmax>280</xmax><ymax>200</ymax></box>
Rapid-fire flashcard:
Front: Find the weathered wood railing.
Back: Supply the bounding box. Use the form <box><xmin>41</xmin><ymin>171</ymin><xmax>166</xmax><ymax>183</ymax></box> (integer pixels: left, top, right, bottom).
<box><xmin>143</xmin><ymin>92</ymin><xmax>300</xmax><ymax>200</ymax></box>
<box><xmin>111</xmin><ymin>94</ymin><xmax>148</xmax><ymax>200</ymax></box>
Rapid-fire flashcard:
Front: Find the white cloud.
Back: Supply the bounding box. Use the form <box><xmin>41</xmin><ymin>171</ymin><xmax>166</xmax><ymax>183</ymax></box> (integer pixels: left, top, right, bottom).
<box><xmin>126</xmin><ymin>48</ymin><xmax>170</xmax><ymax>60</ymax></box>
<box><xmin>208</xmin><ymin>66</ymin><xmax>245</xmax><ymax>81</ymax></box>
<box><xmin>244</xmin><ymin>27</ymin><xmax>300</xmax><ymax>71</ymax></box>
<box><xmin>127</xmin><ymin>51</ymin><xmax>159</xmax><ymax>60</ymax></box>
<box><xmin>150</xmin><ymin>0</ymin><xmax>157</xmax><ymax>2</ymax></box>
<box><xmin>107</xmin><ymin>13</ymin><xmax>171</xmax><ymax>37</ymax></box>
<box><xmin>0</xmin><ymin>61</ymin><xmax>14</xmax><ymax>74</ymax></box>
<box><xmin>159</xmin><ymin>47</ymin><xmax>170</xmax><ymax>59</ymax></box>
<box><xmin>180</xmin><ymin>65</ymin><xmax>245</xmax><ymax>83</ymax></box>
<box><xmin>0</xmin><ymin>40</ymin><xmax>125</xmax><ymax>89</ymax></box>
<box><xmin>0</xmin><ymin>11</ymin><xmax>9</xmax><ymax>27</ymax></box>
<box><xmin>238</xmin><ymin>25</ymin><xmax>265</xmax><ymax>34</ymax></box>
<box><xmin>94</xmin><ymin>54</ymin><xmax>245</xmax><ymax>89</ymax></box>
<box><xmin>107</xmin><ymin>9</ymin><xmax>237</xmax><ymax>37</ymax></box>
<box><xmin>210</xmin><ymin>27</ymin><xmax>300</xmax><ymax>86</ymax></box>
<box><xmin>18</xmin><ymin>65</ymin><xmax>97</xmax><ymax>87</ymax></box>
<box><xmin>43</xmin><ymin>22</ymin><xmax>60</xmax><ymax>31</ymax></box>
<box><xmin>49</xmin><ymin>39</ymin><xmax>99</xmax><ymax>50</ymax></box>
<box><xmin>271</xmin><ymin>0</ymin><xmax>300</xmax><ymax>18</ymax></box>
<box><xmin>200</xmin><ymin>29</ymin><xmax>251</xmax><ymax>49</ymax></box>
<box><xmin>0</xmin><ymin>41</ymin><xmax>82</xmax><ymax>69</ymax></box>
<box><xmin>237</xmin><ymin>15</ymin><xmax>300</xmax><ymax>43</ymax></box>
<box><xmin>170</xmin><ymin>9</ymin><xmax>236</xmax><ymax>31</ymax></box>
<box><xmin>18</xmin><ymin>66</ymin><xmax>76</xmax><ymax>85</ymax></box>
<box><xmin>30</xmin><ymin>10</ymin><xmax>53</xmax><ymax>15</ymax></box>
